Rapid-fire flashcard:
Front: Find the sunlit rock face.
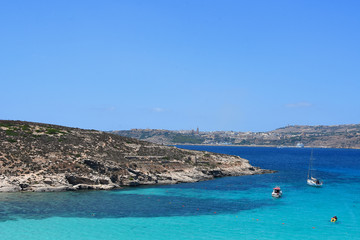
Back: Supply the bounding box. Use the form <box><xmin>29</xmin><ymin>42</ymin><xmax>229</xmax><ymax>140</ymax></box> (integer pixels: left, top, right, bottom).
<box><xmin>0</xmin><ymin>120</ymin><xmax>273</xmax><ymax>192</ymax></box>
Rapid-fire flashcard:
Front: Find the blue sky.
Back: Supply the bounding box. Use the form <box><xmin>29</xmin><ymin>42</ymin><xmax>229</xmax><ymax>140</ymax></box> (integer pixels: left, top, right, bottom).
<box><xmin>1</xmin><ymin>1</ymin><xmax>359</xmax><ymax>132</ymax></box>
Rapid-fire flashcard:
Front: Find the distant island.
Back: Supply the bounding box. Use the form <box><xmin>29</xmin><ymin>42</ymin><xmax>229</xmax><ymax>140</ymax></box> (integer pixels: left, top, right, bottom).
<box><xmin>111</xmin><ymin>124</ymin><xmax>360</xmax><ymax>149</ymax></box>
<box><xmin>0</xmin><ymin>120</ymin><xmax>273</xmax><ymax>192</ymax></box>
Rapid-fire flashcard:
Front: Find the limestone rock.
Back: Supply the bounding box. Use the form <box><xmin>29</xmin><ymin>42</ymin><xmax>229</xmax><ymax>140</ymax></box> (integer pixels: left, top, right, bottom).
<box><xmin>0</xmin><ymin>120</ymin><xmax>274</xmax><ymax>192</ymax></box>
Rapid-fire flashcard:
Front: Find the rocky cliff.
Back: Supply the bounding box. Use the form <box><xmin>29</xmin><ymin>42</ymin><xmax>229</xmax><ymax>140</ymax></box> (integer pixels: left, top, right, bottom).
<box><xmin>0</xmin><ymin>120</ymin><xmax>272</xmax><ymax>192</ymax></box>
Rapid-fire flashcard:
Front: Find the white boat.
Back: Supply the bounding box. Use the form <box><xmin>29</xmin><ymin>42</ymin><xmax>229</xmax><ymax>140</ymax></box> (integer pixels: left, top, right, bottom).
<box><xmin>272</xmin><ymin>186</ymin><xmax>282</xmax><ymax>198</ymax></box>
<box><xmin>296</xmin><ymin>143</ymin><xmax>304</xmax><ymax>148</ymax></box>
<box><xmin>307</xmin><ymin>150</ymin><xmax>323</xmax><ymax>187</ymax></box>
<box><xmin>307</xmin><ymin>177</ymin><xmax>323</xmax><ymax>186</ymax></box>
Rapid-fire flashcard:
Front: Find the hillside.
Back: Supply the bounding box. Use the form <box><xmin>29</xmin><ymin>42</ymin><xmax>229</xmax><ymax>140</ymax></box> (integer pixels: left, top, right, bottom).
<box><xmin>112</xmin><ymin>124</ymin><xmax>360</xmax><ymax>148</ymax></box>
<box><xmin>0</xmin><ymin>120</ymin><xmax>272</xmax><ymax>192</ymax></box>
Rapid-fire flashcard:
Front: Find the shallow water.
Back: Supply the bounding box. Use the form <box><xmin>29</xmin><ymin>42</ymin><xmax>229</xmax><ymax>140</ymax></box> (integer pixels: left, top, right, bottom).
<box><xmin>0</xmin><ymin>146</ymin><xmax>359</xmax><ymax>239</ymax></box>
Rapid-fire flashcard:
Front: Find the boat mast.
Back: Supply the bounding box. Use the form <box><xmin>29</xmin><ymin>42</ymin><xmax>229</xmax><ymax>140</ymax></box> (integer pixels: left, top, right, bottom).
<box><xmin>307</xmin><ymin>149</ymin><xmax>313</xmax><ymax>179</ymax></box>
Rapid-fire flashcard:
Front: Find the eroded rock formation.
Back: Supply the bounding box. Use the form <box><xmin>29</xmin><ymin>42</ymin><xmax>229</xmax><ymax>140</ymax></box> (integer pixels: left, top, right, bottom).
<box><xmin>0</xmin><ymin>120</ymin><xmax>273</xmax><ymax>192</ymax></box>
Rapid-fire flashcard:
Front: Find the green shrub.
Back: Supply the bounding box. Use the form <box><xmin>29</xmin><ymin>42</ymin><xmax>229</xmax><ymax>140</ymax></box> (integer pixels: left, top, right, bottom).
<box><xmin>0</xmin><ymin>122</ymin><xmax>14</xmax><ymax>127</ymax></box>
<box><xmin>46</xmin><ymin>128</ymin><xmax>62</xmax><ymax>134</ymax></box>
<box><xmin>22</xmin><ymin>125</ymin><xmax>30</xmax><ymax>131</ymax></box>
<box><xmin>5</xmin><ymin>130</ymin><xmax>18</xmax><ymax>136</ymax></box>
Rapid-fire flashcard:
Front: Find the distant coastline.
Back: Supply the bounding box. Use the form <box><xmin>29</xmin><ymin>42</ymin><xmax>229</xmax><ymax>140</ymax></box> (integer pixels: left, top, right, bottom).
<box><xmin>111</xmin><ymin>124</ymin><xmax>360</xmax><ymax>149</ymax></box>
<box><xmin>175</xmin><ymin>143</ymin><xmax>360</xmax><ymax>149</ymax></box>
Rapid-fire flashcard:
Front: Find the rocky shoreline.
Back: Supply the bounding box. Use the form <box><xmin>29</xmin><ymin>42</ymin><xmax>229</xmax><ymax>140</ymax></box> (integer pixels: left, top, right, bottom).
<box><xmin>0</xmin><ymin>161</ymin><xmax>273</xmax><ymax>192</ymax></box>
<box><xmin>0</xmin><ymin>120</ymin><xmax>274</xmax><ymax>192</ymax></box>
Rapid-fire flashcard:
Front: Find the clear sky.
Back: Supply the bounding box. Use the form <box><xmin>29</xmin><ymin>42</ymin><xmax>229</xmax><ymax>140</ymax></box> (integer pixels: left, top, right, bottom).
<box><xmin>1</xmin><ymin>1</ymin><xmax>359</xmax><ymax>132</ymax></box>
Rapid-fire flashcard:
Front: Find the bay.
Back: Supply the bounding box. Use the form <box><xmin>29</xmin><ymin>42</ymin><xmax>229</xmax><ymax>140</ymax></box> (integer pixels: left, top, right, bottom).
<box><xmin>0</xmin><ymin>146</ymin><xmax>359</xmax><ymax>239</ymax></box>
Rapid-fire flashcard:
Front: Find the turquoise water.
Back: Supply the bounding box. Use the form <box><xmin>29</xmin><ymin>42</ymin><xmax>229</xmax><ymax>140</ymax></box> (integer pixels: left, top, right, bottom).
<box><xmin>0</xmin><ymin>147</ymin><xmax>359</xmax><ymax>239</ymax></box>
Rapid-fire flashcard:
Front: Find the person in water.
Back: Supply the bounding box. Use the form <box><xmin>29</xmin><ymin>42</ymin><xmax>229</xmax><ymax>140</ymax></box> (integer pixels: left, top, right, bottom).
<box><xmin>331</xmin><ymin>216</ymin><xmax>337</xmax><ymax>222</ymax></box>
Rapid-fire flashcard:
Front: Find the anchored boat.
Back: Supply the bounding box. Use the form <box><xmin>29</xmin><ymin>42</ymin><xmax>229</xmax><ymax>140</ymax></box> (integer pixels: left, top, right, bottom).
<box><xmin>272</xmin><ymin>186</ymin><xmax>282</xmax><ymax>198</ymax></box>
<box><xmin>307</xmin><ymin>150</ymin><xmax>323</xmax><ymax>187</ymax></box>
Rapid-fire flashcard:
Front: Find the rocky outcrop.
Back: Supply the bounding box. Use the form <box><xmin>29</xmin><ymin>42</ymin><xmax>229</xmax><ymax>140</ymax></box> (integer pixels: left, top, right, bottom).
<box><xmin>0</xmin><ymin>120</ymin><xmax>274</xmax><ymax>192</ymax></box>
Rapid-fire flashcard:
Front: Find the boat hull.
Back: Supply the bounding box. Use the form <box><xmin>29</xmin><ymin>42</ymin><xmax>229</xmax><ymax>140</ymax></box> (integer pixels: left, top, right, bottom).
<box><xmin>272</xmin><ymin>192</ymin><xmax>282</xmax><ymax>198</ymax></box>
<box><xmin>307</xmin><ymin>179</ymin><xmax>323</xmax><ymax>187</ymax></box>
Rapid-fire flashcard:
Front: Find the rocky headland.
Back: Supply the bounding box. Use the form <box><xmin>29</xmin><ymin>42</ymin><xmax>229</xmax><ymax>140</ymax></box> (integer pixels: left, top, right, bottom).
<box><xmin>0</xmin><ymin>120</ymin><xmax>273</xmax><ymax>192</ymax></box>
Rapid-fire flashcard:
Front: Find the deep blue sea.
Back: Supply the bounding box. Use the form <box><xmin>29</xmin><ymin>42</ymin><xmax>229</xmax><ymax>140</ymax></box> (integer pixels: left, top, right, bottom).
<box><xmin>0</xmin><ymin>146</ymin><xmax>359</xmax><ymax>239</ymax></box>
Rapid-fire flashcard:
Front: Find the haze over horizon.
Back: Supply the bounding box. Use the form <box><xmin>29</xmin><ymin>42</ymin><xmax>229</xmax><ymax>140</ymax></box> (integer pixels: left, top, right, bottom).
<box><xmin>1</xmin><ymin>1</ymin><xmax>360</xmax><ymax>132</ymax></box>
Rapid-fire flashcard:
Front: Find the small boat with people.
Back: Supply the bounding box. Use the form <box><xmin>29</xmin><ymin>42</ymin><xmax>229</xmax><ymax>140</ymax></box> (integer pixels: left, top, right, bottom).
<box><xmin>272</xmin><ymin>186</ymin><xmax>282</xmax><ymax>198</ymax></box>
<box><xmin>307</xmin><ymin>150</ymin><xmax>323</xmax><ymax>187</ymax></box>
